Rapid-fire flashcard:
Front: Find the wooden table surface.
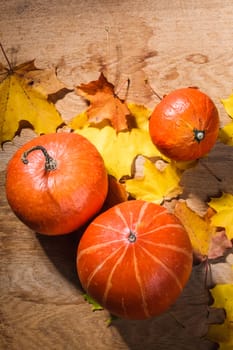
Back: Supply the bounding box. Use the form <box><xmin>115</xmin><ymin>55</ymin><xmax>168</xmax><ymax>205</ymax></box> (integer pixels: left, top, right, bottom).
<box><xmin>1</xmin><ymin>1</ymin><xmax>233</xmax><ymax>349</ymax></box>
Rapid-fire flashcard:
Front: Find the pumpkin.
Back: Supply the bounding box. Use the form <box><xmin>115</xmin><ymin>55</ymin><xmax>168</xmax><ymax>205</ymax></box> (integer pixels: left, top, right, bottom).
<box><xmin>5</xmin><ymin>132</ymin><xmax>108</xmax><ymax>235</ymax></box>
<box><xmin>149</xmin><ymin>88</ymin><xmax>219</xmax><ymax>161</ymax></box>
<box><xmin>77</xmin><ymin>200</ymin><xmax>193</xmax><ymax>320</ymax></box>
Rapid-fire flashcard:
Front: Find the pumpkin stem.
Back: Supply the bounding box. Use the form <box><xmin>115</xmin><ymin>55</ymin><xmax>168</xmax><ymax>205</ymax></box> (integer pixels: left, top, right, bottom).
<box><xmin>193</xmin><ymin>129</ymin><xmax>205</xmax><ymax>143</ymax></box>
<box><xmin>128</xmin><ymin>230</ymin><xmax>136</xmax><ymax>243</ymax></box>
<box><xmin>21</xmin><ymin>145</ymin><xmax>57</xmax><ymax>171</ymax></box>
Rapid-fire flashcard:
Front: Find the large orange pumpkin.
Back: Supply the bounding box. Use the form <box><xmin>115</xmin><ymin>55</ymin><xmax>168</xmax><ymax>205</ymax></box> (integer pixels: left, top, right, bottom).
<box><xmin>6</xmin><ymin>132</ymin><xmax>108</xmax><ymax>235</ymax></box>
<box><xmin>149</xmin><ymin>88</ymin><xmax>219</xmax><ymax>161</ymax></box>
<box><xmin>77</xmin><ymin>200</ymin><xmax>193</xmax><ymax>320</ymax></box>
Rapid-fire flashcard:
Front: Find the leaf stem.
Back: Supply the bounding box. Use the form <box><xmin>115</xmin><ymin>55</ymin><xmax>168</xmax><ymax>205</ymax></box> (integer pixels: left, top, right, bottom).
<box><xmin>21</xmin><ymin>145</ymin><xmax>57</xmax><ymax>171</ymax></box>
<box><xmin>0</xmin><ymin>42</ymin><xmax>13</xmax><ymax>72</ymax></box>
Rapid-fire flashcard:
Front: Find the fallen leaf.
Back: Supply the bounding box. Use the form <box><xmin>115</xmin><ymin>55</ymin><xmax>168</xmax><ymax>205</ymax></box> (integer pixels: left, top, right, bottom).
<box><xmin>219</xmin><ymin>124</ymin><xmax>233</xmax><ymax>146</ymax></box>
<box><xmin>209</xmin><ymin>254</ymin><xmax>233</xmax><ymax>285</ymax></box>
<box><xmin>127</xmin><ymin>103</ymin><xmax>151</xmax><ymax>130</ymax></box>
<box><xmin>69</xmin><ymin>102</ymin><xmax>153</xmax><ymax>132</ymax></box>
<box><xmin>221</xmin><ymin>92</ymin><xmax>233</xmax><ymax>118</ymax></box>
<box><xmin>174</xmin><ymin>201</ymin><xmax>217</xmax><ymax>260</ymax></box>
<box><xmin>208</xmin><ymin>283</ymin><xmax>233</xmax><ymax>350</ymax></box>
<box><xmin>0</xmin><ymin>60</ymin><xmax>64</xmax><ymax>144</ymax></box>
<box><xmin>219</xmin><ymin>92</ymin><xmax>233</xmax><ymax>146</ymax></box>
<box><xmin>75</xmin><ymin>125</ymin><xmax>162</xmax><ymax>180</ymax></box>
<box><xmin>208</xmin><ymin>230</ymin><xmax>232</xmax><ymax>260</ymax></box>
<box><xmin>68</xmin><ymin>111</ymin><xmax>88</xmax><ymax>130</ymax></box>
<box><xmin>125</xmin><ymin>155</ymin><xmax>182</xmax><ymax>204</ymax></box>
<box><xmin>83</xmin><ymin>294</ymin><xmax>103</xmax><ymax>311</ymax></box>
<box><xmin>208</xmin><ymin>193</ymin><xmax>233</xmax><ymax>240</ymax></box>
<box><xmin>75</xmin><ymin>73</ymin><xmax>131</xmax><ymax>131</ymax></box>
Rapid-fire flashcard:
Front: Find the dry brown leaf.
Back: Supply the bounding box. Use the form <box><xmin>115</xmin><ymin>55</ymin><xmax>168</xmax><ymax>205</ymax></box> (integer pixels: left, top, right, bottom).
<box><xmin>76</xmin><ymin>73</ymin><xmax>131</xmax><ymax>131</ymax></box>
<box><xmin>208</xmin><ymin>230</ymin><xmax>232</xmax><ymax>260</ymax></box>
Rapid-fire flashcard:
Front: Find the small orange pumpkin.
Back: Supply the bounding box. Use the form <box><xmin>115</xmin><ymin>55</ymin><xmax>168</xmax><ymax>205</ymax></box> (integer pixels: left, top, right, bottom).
<box><xmin>149</xmin><ymin>88</ymin><xmax>219</xmax><ymax>161</ymax></box>
<box><xmin>5</xmin><ymin>132</ymin><xmax>108</xmax><ymax>235</ymax></box>
<box><xmin>77</xmin><ymin>200</ymin><xmax>193</xmax><ymax>320</ymax></box>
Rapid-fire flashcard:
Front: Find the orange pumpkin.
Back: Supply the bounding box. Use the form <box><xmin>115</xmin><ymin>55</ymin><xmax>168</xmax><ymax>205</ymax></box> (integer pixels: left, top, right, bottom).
<box><xmin>77</xmin><ymin>200</ymin><xmax>193</xmax><ymax>320</ymax></box>
<box><xmin>149</xmin><ymin>88</ymin><xmax>219</xmax><ymax>161</ymax></box>
<box><xmin>6</xmin><ymin>133</ymin><xmax>108</xmax><ymax>235</ymax></box>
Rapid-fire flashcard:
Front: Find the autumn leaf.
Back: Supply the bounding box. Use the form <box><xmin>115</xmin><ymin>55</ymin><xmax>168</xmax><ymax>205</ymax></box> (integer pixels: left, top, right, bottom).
<box><xmin>83</xmin><ymin>294</ymin><xmax>104</xmax><ymax>311</ymax></box>
<box><xmin>208</xmin><ymin>283</ymin><xmax>233</xmax><ymax>350</ymax></box>
<box><xmin>208</xmin><ymin>193</ymin><xmax>233</xmax><ymax>240</ymax></box>
<box><xmin>69</xmin><ymin>101</ymin><xmax>152</xmax><ymax>132</ymax></box>
<box><xmin>0</xmin><ymin>59</ymin><xmax>65</xmax><ymax>144</ymax></box>
<box><xmin>219</xmin><ymin>92</ymin><xmax>233</xmax><ymax>146</ymax></box>
<box><xmin>75</xmin><ymin>72</ymin><xmax>131</xmax><ymax>132</ymax></box>
<box><xmin>209</xmin><ymin>253</ymin><xmax>233</xmax><ymax>285</ymax></box>
<box><xmin>75</xmin><ymin>125</ymin><xmax>162</xmax><ymax>180</ymax></box>
<box><xmin>174</xmin><ymin>201</ymin><xmax>217</xmax><ymax>259</ymax></box>
<box><xmin>221</xmin><ymin>92</ymin><xmax>233</xmax><ymax>118</ymax></box>
<box><xmin>69</xmin><ymin>111</ymin><xmax>89</xmax><ymax>130</ymax></box>
<box><xmin>208</xmin><ymin>230</ymin><xmax>232</xmax><ymax>260</ymax></box>
<box><xmin>125</xmin><ymin>155</ymin><xmax>182</xmax><ymax>204</ymax></box>
<box><xmin>127</xmin><ymin>103</ymin><xmax>151</xmax><ymax>130</ymax></box>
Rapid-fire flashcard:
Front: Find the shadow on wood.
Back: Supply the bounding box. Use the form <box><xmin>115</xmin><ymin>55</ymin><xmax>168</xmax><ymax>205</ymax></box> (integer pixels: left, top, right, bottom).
<box><xmin>36</xmin><ymin>228</ymin><xmax>84</xmax><ymax>290</ymax></box>
<box><xmin>111</xmin><ymin>264</ymin><xmax>224</xmax><ymax>350</ymax></box>
<box><xmin>181</xmin><ymin>142</ymin><xmax>233</xmax><ymax>203</ymax></box>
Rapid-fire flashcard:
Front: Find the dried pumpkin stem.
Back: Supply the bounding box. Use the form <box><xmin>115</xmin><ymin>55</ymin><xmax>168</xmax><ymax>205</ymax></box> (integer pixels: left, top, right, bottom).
<box><xmin>21</xmin><ymin>145</ymin><xmax>57</xmax><ymax>171</ymax></box>
<box><xmin>128</xmin><ymin>230</ymin><xmax>136</xmax><ymax>243</ymax></box>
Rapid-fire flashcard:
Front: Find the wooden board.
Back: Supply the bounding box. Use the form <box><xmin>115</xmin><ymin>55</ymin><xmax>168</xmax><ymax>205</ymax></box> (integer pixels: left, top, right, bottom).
<box><xmin>0</xmin><ymin>0</ymin><xmax>233</xmax><ymax>348</ymax></box>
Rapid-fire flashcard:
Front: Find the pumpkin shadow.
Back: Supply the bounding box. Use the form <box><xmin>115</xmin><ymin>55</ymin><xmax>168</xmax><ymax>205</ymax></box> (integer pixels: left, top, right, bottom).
<box><xmin>180</xmin><ymin>142</ymin><xmax>233</xmax><ymax>202</ymax></box>
<box><xmin>110</xmin><ymin>264</ymin><xmax>222</xmax><ymax>350</ymax></box>
<box><xmin>36</xmin><ymin>227</ymin><xmax>85</xmax><ymax>290</ymax></box>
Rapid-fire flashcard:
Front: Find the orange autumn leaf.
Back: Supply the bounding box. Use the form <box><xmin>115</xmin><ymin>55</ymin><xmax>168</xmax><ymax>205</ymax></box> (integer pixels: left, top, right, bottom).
<box><xmin>76</xmin><ymin>73</ymin><xmax>130</xmax><ymax>131</ymax></box>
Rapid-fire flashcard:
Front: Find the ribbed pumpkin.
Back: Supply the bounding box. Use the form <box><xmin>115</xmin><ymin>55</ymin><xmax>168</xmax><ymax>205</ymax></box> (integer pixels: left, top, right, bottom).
<box><xmin>6</xmin><ymin>132</ymin><xmax>108</xmax><ymax>235</ymax></box>
<box><xmin>77</xmin><ymin>200</ymin><xmax>193</xmax><ymax>320</ymax></box>
<box><xmin>149</xmin><ymin>88</ymin><xmax>219</xmax><ymax>161</ymax></box>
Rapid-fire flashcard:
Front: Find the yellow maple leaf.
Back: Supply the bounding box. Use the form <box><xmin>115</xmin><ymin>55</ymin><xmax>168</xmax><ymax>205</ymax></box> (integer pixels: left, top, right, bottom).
<box><xmin>125</xmin><ymin>156</ymin><xmax>182</xmax><ymax>203</ymax></box>
<box><xmin>0</xmin><ymin>60</ymin><xmax>64</xmax><ymax>144</ymax></box>
<box><xmin>208</xmin><ymin>284</ymin><xmax>233</xmax><ymax>350</ymax></box>
<box><xmin>127</xmin><ymin>103</ymin><xmax>151</xmax><ymax>131</ymax></box>
<box><xmin>222</xmin><ymin>92</ymin><xmax>233</xmax><ymax>118</ymax></box>
<box><xmin>75</xmin><ymin>125</ymin><xmax>162</xmax><ymax>180</ymax></box>
<box><xmin>219</xmin><ymin>92</ymin><xmax>233</xmax><ymax>146</ymax></box>
<box><xmin>174</xmin><ymin>201</ymin><xmax>217</xmax><ymax>258</ymax></box>
<box><xmin>219</xmin><ymin>123</ymin><xmax>233</xmax><ymax>146</ymax></box>
<box><xmin>208</xmin><ymin>194</ymin><xmax>233</xmax><ymax>240</ymax></box>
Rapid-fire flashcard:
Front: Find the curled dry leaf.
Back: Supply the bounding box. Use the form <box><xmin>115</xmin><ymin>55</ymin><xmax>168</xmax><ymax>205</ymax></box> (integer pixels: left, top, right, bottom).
<box><xmin>208</xmin><ymin>230</ymin><xmax>232</xmax><ymax>260</ymax></box>
<box><xmin>209</xmin><ymin>254</ymin><xmax>233</xmax><ymax>285</ymax></box>
<box><xmin>0</xmin><ymin>59</ymin><xmax>65</xmax><ymax>144</ymax></box>
<box><xmin>75</xmin><ymin>72</ymin><xmax>131</xmax><ymax>132</ymax></box>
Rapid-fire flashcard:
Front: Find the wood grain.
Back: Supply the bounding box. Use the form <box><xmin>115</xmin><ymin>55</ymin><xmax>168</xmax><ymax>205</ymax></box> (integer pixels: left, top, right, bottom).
<box><xmin>0</xmin><ymin>0</ymin><xmax>233</xmax><ymax>348</ymax></box>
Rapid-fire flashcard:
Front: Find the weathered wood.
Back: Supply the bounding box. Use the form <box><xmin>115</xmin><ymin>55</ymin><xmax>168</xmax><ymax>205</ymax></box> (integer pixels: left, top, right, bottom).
<box><xmin>1</xmin><ymin>0</ymin><xmax>233</xmax><ymax>348</ymax></box>
<box><xmin>0</xmin><ymin>169</ymin><xmax>224</xmax><ymax>349</ymax></box>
